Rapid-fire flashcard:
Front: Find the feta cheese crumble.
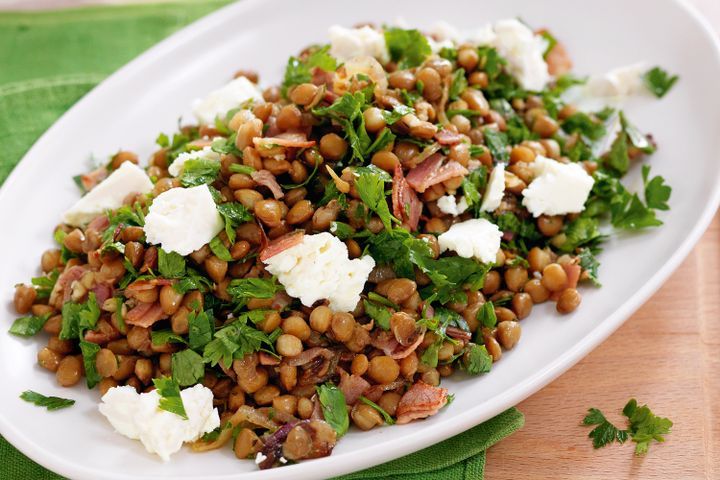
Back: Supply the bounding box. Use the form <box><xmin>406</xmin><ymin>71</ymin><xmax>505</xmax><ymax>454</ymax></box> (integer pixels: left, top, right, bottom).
<box><xmin>263</xmin><ymin>232</ymin><xmax>375</xmax><ymax>312</ymax></box>
<box><xmin>168</xmin><ymin>146</ymin><xmax>221</xmax><ymax>177</ymax></box>
<box><xmin>192</xmin><ymin>76</ymin><xmax>264</xmax><ymax>125</ymax></box>
<box><xmin>143</xmin><ymin>185</ymin><xmax>223</xmax><ymax>255</ymax></box>
<box><xmin>521</xmin><ymin>156</ymin><xmax>594</xmax><ymax>217</ymax></box>
<box><xmin>427</xmin><ymin>19</ymin><xmax>549</xmax><ymax>90</ymax></box>
<box><xmin>480</xmin><ymin>163</ymin><xmax>506</xmax><ymax>212</ymax></box>
<box><xmin>63</xmin><ymin>161</ymin><xmax>154</xmax><ymax>227</ymax></box>
<box><xmin>98</xmin><ymin>385</ymin><xmax>219</xmax><ymax>462</ymax></box>
<box><xmin>491</xmin><ymin>19</ymin><xmax>550</xmax><ymax>91</ymax></box>
<box><xmin>562</xmin><ymin>62</ymin><xmax>649</xmax><ymax>111</ymax></box>
<box><xmin>329</xmin><ymin>25</ymin><xmax>390</xmax><ymax>64</ymax></box>
<box><xmin>437</xmin><ymin>218</ymin><xmax>502</xmax><ymax>264</ymax></box>
<box><xmin>437</xmin><ymin>195</ymin><xmax>468</xmax><ymax>216</ymax></box>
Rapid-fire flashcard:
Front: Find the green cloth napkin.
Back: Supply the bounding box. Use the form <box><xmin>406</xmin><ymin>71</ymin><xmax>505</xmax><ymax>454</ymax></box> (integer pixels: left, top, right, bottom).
<box><xmin>0</xmin><ymin>2</ymin><xmax>524</xmax><ymax>478</ymax></box>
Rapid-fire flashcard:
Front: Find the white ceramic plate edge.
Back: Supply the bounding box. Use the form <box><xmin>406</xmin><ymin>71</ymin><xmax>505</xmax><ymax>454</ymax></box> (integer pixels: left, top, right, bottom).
<box><xmin>1</xmin><ymin>1</ymin><xmax>719</xmax><ymax>479</ymax></box>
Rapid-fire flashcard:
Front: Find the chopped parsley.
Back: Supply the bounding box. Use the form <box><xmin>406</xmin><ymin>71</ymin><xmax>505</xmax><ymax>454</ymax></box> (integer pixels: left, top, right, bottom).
<box><xmin>281</xmin><ymin>45</ymin><xmax>337</xmax><ymax>97</ymax></box>
<box><xmin>20</xmin><ymin>391</ymin><xmax>75</xmax><ymax>411</ymax></box>
<box><xmin>354</xmin><ymin>166</ymin><xmax>395</xmax><ymax>231</ymax></box>
<box><xmin>217</xmin><ymin>202</ymin><xmax>253</xmax><ymax>244</ymax></box>
<box><xmin>9</xmin><ymin>313</ymin><xmax>50</xmax><ymax>337</ymax></box>
<box><xmin>158</xmin><ymin>248</ymin><xmax>186</xmax><ymax>278</ymax></box>
<box><xmin>384</xmin><ymin>28</ymin><xmax>431</xmax><ymax>69</ymax></box>
<box><xmin>180</xmin><ymin>158</ymin><xmax>220</xmax><ymax>187</ymax></box>
<box><xmin>462</xmin><ymin>343</ymin><xmax>493</xmax><ymax>375</ymax></box>
<box><xmin>362</xmin><ymin>299</ymin><xmax>392</xmax><ymax>330</ymax></box>
<box><xmin>59</xmin><ymin>292</ymin><xmax>100</xmax><ymax>341</ymax></box>
<box><xmin>153</xmin><ymin>377</ymin><xmax>188</xmax><ymax>419</ymax></box>
<box><xmin>172</xmin><ymin>349</ymin><xmax>205</xmax><ymax>387</ymax></box>
<box><xmin>203</xmin><ymin>316</ymin><xmax>278</xmax><ymax>368</ymax></box>
<box><xmin>317</xmin><ymin>383</ymin><xmax>349</xmax><ymax>436</ymax></box>
<box><xmin>313</xmin><ymin>92</ymin><xmax>372</xmax><ymax>162</ymax></box>
<box><xmin>583</xmin><ymin>399</ymin><xmax>672</xmax><ymax>455</ymax></box>
<box><xmin>79</xmin><ymin>340</ymin><xmax>102</xmax><ymax>389</ymax></box>
<box><xmin>642</xmin><ymin>67</ymin><xmax>678</xmax><ymax>98</ymax></box>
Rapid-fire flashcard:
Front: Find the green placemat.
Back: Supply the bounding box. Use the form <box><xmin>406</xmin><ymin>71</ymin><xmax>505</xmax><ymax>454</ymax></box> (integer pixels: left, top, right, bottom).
<box><xmin>0</xmin><ymin>2</ymin><xmax>524</xmax><ymax>478</ymax></box>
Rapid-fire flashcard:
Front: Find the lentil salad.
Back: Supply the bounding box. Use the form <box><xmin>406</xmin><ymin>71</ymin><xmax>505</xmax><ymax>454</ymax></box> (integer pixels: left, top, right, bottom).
<box><xmin>9</xmin><ymin>19</ymin><xmax>675</xmax><ymax>468</ymax></box>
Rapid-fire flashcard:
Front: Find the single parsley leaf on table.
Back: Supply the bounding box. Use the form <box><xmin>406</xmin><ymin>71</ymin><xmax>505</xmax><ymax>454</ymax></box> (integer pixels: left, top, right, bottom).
<box><xmin>622</xmin><ymin>398</ymin><xmax>673</xmax><ymax>455</ymax></box>
<box><xmin>583</xmin><ymin>399</ymin><xmax>672</xmax><ymax>454</ymax></box>
<box><xmin>20</xmin><ymin>391</ymin><xmax>75</xmax><ymax>411</ymax></box>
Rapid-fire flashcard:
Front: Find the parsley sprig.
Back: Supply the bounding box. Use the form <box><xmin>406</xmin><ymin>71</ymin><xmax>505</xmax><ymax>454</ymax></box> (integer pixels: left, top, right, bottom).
<box><xmin>583</xmin><ymin>399</ymin><xmax>673</xmax><ymax>455</ymax></box>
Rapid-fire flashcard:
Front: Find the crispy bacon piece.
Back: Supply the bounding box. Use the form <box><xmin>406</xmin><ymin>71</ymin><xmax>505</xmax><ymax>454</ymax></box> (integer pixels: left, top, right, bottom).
<box><xmin>80</xmin><ymin>166</ymin><xmax>108</xmax><ymax>192</ymax></box>
<box><xmin>446</xmin><ymin>326</ymin><xmax>472</xmax><ymax>342</ymax></box>
<box><xmin>49</xmin><ymin>265</ymin><xmax>87</xmax><ymax>308</ymax></box>
<box><xmin>338</xmin><ymin>370</ymin><xmax>371</xmax><ymax>405</ymax></box>
<box><xmin>549</xmin><ymin>263</ymin><xmax>583</xmax><ymax>301</ymax></box>
<box><xmin>563</xmin><ymin>263</ymin><xmax>581</xmax><ymax>289</ymax></box>
<box><xmin>251</xmin><ymin>170</ymin><xmax>285</xmax><ymax>200</ymax></box>
<box><xmin>405</xmin><ymin>153</ymin><xmax>469</xmax><ymax>193</ymax></box>
<box><xmin>259</xmin><ymin>230</ymin><xmax>304</xmax><ymax>262</ymax></box>
<box><xmin>537</xmin><ymin>29</ymin><xmax>573</xmax><ymax>76</ymax></box>
<box><xmin>434</xmin><ymin>128</ymin><xmax>463</xmax><ymax>145</ymax></box>
<box><xmin>371</xmin><ymin>330</ymin><xmax>426</xmax><ymax>360</ymax></box>
<box><xmin>253</xmin><ymin>133</ymin><xmax>316</xmax><ymax>149</ymax></box>
<box><xmin>395</xmin><ymin>381</ymin><xmax>449</xmax><ymax>425</ymax></box>
<box><xmin>392</xmin><ymin>164</ymin><xmax>422</xmax><ymax>231</ymax></box>
<box><xmin>84</xmin><ymin>319</ymin><xmax>120</xmax><ymax>345</ymax></box>
<box><xmin>140</xmin><ymin>246</ymin><xmax>158</xmax><ymax>274</ymax></box>
<box><xmin>87</xmin><ymin>215</ymin><xmax>110</xmax><ymax>234</ymax></box>
<box><xmin>92</xmin><ymin>283</ymin><xmax>114</xmax><ymax>306</ymax></box>
<box><xmin>125</xmin><ymin>302</ymin><xmax>166</xmax><ymax>328</ymax></box>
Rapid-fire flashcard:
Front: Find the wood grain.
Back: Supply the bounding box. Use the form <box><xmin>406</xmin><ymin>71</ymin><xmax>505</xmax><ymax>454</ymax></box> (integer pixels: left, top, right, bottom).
<box><xmin>486</xmin><ymin>215</ymin><xmax>719</xmax><ymax>479</ymax></box>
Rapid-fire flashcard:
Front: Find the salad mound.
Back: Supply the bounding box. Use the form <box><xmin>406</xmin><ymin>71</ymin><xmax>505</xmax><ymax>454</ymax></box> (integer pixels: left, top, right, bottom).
<box><xmin>10</xmin><ymin>19</ymin><xmax>675</xmax><ymax>468</ymax></box>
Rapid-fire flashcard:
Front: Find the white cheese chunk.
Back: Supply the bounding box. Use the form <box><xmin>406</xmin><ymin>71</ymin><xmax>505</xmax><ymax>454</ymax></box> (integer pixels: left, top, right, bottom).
<box><xmin>480</xmin><ymin>163</ymin><xmax>506</xmax><ymax>212</ymax></box>
<box><xmin>491</xmin><ymin>19</ymin><xmax>550</xmax><ymax>91</ymax></box>
<box><xmin>192</xmin><ymin>76</ymin><xmax>264</xmax><ymax>125</ymax></box>
<box><xmin>428</xmin><ymin>21</ymin><xmax>496</xmax><ymax>45</ymax></box>
<box><xmin>329</xmin><ymin>25</ymin><xmax>390</xmax><ymax>64</ymax></box>
<box><xmin>263</xmin><ymin>232</ymin><xmax>375</xmax><ymax>312</ymax></box>
<box><xmin>168</xmin><ymin>146</ymin><xmax>221</xmax><ymax>177</ymax></box>
<box><xmin>437</xmin><ymin>218</ymin><xmax>502</xmax><ymax>264</ymax></box>
<box><xmin>143</xmin><ymin>185</ymin><xmax>223</xmax><ymax>255</ymax></box>
<box><xmin>437</xmin><ymin>195</ymin><xmax>468</xmax><ymax>216</ymax></box>
<box><xmin>586</xmin><ymin>62</ymin><xmax>648</xmax><ymax>98</ymax></box>
<box><xmin>63</xmin><ymin>161</ymin><xmax>153</xmax><ymax>227</ymax></box>
<box><xmin>99</xmin><ymin>385</ymin><xmax>220</xmax><ymax>462</ymax></box>
<box><xmin>521</xmin><ymin>156</ymin><xmax>594</xmax><ymax>217</ymax></box>
<box><xmin>562</xmin><ymin>62</ymin><xmax>649</xmax><ymax>111</ymax></box>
